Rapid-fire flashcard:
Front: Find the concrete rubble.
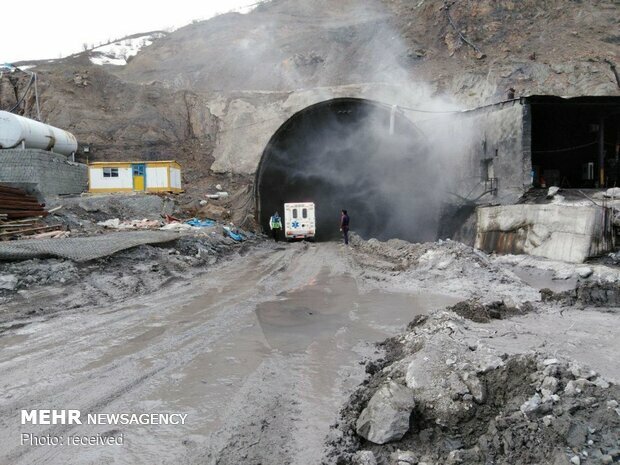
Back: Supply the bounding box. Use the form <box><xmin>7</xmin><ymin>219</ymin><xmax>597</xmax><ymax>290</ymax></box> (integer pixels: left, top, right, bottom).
<box><xmin>97</xmin><ymin>218</ymin><xmax>161</xmax><ymax>229</ymax></box>
<box><xmin>46</xmin><ymin>193</ymin><xmax>177</xmax><ymax>227</ymax></box>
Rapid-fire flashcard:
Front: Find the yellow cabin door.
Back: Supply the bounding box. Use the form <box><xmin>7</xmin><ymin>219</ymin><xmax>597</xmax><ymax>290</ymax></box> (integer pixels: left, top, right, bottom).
<box><xmin>132</xmin><ymin>164</ymin><xmax>146</xmax><ymax>191</ymax></box>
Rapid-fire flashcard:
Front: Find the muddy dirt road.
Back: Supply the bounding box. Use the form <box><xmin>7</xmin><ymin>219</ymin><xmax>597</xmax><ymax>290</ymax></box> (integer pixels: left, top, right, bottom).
<box><xmin>0</xmin><ymin>242</ymin><xmax>456</xmax><ymax>465</ymax></box>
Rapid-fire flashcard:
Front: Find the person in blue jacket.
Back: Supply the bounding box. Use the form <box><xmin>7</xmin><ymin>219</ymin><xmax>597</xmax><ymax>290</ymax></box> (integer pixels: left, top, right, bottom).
<box><xmin>269</xmin><ymin>211</ymin><xmax>282</xmax><ymax>241</ymax></box>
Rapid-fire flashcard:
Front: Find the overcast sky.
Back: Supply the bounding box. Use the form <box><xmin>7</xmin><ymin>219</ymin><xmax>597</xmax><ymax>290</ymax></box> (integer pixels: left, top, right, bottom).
<box><xmin>1</xmin><ymin>0</ymin><xmax>260</xmax><ymax>63</ymax></box>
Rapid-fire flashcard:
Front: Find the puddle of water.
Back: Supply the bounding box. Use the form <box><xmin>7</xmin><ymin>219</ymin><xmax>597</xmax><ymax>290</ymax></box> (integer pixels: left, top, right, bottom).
<box><xmin>250</xmin><ymin>268</ymin><xmax>458</xmax><ymax>464</ymax></box>
<box><xmin>511</xmin><ymin>266</ymin><xmax>578</xmax><ymax>292</ymax></box>
<box><xmin>138</xmin><ymin>267</ymin><xmax>457</xmax><ymax>458</ymax></box>
<box><xmin>256</xmin><ymin>269</ymin><xmax>458</xmax><ymax>353</ymax></box>
<box><xmin>0</xmin><ymin>332</ymin><xmax>29</xmax><ymax>347</ymax></box>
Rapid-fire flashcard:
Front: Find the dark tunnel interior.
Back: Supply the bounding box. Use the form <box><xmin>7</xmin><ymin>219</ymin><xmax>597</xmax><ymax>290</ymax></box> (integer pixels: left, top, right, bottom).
<box><xmin>256</xmin><ymin>98</ymin><xmax>440</xmax><ymax>242</ymax></box>
<box><xmin>531</xmin><ymin>97</ymin><xmax>620</xmax><ymax>188</ymax></box>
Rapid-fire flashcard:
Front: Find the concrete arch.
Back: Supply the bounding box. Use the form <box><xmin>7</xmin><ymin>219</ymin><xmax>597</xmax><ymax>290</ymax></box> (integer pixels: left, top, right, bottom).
<box><xmin>210</xmin><ymin>84</ymin><xmax>433</xmax><ymax>176</ymax></box>
<box><xmin>255</xmin><ymin>97</ymin><xmax>439</xmax><ymax>242</ymax></box>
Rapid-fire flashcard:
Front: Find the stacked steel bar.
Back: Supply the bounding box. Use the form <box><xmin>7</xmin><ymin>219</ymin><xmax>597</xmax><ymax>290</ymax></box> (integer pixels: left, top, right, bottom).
<box><xmin>0</xmin><ymin>185</ymin><xmax>47</xmax><ymax>219</ymax></box>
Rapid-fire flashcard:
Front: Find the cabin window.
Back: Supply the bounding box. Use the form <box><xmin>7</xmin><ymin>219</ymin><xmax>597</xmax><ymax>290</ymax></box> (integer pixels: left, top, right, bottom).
<box><xmin>292</xmin><ymin>209</ymin><xmax>298</xmax><ymax>219</ymax></box>
<box><xmin>302</xmin><ymin>208</ymin><xmax>308</xmax><ymax>218</ymax></box>
<box><xmin>133</xmin><ymin>165</ymin><xmax>145</xmax><ymax>176</ymax></box>
<box><xmin>103</xmin><ymin>167</ymin><xmax>119</xmax><ymax>178</ymax></box>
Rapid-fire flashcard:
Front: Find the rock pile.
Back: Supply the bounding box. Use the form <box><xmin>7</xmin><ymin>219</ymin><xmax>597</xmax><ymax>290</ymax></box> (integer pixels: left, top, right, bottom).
<box><xmin>326</xmin><ymin>312</ymin><xmax>620</xmax><ymax>465</ymax></box>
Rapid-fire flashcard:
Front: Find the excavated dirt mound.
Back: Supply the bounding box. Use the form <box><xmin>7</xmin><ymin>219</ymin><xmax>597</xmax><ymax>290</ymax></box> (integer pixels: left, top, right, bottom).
<box><xmin>347</xmin><ymin>233</ymin><xmax>542</xmax><ymax>305</ymax></box>
<box><xmin>325</xmin><ymin>312</ymin><xmax>620</xmax><ymax>465</ymax></box>
<box><xmin>0</xmin><ymin>235</ymin><xmax>255</xmax><ymax>325</ymax></box>
<box><xmin>449</xmin><ymin>299</ymin><xmax>535</xmax><ymax>323</ymax></box>
<box><xmin>348</xmin><ymin>233</ymin><xmax>490</xmax><ymax>273</ymax></box>
<box><xmin>542</xmin><ymin>282</ymin><xmax>620</xmax><ymax>309</ymax></box>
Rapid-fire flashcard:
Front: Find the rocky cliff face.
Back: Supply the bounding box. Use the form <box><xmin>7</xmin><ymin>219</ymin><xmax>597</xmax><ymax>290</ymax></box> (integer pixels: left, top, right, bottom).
<box><xmin>2</xmin><ymin>0</ymin><xmax>618</xmax><ymax>187</ymax></box>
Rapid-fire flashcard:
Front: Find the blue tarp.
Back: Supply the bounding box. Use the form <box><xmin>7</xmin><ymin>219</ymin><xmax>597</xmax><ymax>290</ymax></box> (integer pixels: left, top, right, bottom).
<box><xmin>223</xmin><ymin>226</ymin><xmax>246</xmax><ymax>242</ymax></box>
<box><xmin>185</xmin><ymin>218</ymin><xmax>216</xmax><ymax>227</ymax></box>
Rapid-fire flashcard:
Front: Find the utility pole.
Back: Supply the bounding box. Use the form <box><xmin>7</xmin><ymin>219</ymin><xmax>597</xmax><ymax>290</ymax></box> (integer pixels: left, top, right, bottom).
<box><xmin>599</xmin><ymin>116</ymin><xmax>605</xmax><ymax>187</ymax></box>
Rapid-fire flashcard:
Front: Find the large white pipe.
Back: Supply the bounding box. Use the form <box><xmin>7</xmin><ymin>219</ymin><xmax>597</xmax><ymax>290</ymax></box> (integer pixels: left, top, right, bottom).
<box><xmin>0</xmin><ymin>110</ymin><xmax>78</xmax><ymax>156</ymax></box>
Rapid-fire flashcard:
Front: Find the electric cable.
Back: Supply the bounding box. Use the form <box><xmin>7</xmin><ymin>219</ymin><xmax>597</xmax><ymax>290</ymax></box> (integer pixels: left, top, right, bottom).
<box><xmin>532</xmin><ymin>141</ymin><xmax>598</xmax><ymax>154</ymax></box>
<box><xmin>1</xmin><ymin>66</ymin><xmax>41</xmax><ymax>118</ymax></box>
<box><xmin>6</xmin><ymin>73</ymin><xmax>35</xmax><ymax>113</ymax></box>
<box><xmin>398</xmin><ymin>105</ymin><xmax>462</xmax><ymax>114</ymax></box>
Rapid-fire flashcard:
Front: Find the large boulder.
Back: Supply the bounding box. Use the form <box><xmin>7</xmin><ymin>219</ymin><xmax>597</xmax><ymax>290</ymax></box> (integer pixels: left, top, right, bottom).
<box><xmin>356</xmin><ymin>381</ymin><xmax>415</xmax><ymax>445</ymax></box>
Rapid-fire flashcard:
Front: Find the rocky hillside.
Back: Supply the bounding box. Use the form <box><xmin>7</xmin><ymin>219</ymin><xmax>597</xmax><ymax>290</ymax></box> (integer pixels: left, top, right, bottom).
<box><xmin>119</xmin><ymin>0</ymin><xmax>620</xmax><ymax>97</ymax></box>
<box><xmin>1</xmin><ymin>66</ymin><xmax>217</xmax><ymax>184</ymax></box>
<box><xmin>118</xmin><ymin>0</ymin><xmax>402</xmax><ymax>91</ymax></box>
<box><xmin>1</xmin><ymin>0</ymin><xmax>618</xmax><ymax>187</ymax></box>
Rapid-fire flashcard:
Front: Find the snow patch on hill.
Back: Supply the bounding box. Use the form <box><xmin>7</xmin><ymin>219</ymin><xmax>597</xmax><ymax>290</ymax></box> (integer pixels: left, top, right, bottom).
<box><xmin>90</xmin><ymin>33</ymin><xmax>166</xmax><ymax>66</ymax></box>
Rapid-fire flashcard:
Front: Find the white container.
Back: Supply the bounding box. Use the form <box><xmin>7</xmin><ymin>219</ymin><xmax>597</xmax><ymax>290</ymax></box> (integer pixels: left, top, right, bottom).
<box><xmin>0</xmin><ymin>110</ymin><xmax>78</xmax><ymax>156</ymax></box>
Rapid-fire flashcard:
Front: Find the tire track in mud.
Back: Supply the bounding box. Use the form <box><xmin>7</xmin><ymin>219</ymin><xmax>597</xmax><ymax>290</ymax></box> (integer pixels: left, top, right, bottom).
<box><xmin>0</xmin><ymin>243</ymin><xmax>336</xmax><ymax>464</ymax></box>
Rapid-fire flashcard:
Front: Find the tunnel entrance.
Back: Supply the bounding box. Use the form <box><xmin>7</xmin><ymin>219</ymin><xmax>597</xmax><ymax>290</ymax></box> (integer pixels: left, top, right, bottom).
<box><xmin>255</xmin><ymin>98</ymin><xmax>439</xmax><ymax>242</ymax></box>
<box><xmin>530</xmin><ymin>96</ymin><xmax>620</xmax><ymax>188</ymax></box>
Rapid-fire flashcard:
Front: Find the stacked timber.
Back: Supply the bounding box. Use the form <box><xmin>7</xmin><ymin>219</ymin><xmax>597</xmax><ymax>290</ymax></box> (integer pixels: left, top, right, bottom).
<box><xmin>0</xmin><ymin>185</ymin><xmax>47</xmax><ymax>219</ymax></box>
<box><xmin>0</xmin><ymin>219</ymin><xmax>66</xmax><ymax>240</ymax></box>
<box><xmin>0</xmin><ymin>184</ymin><xmax>68</xmax><ymax>240</ymax></box>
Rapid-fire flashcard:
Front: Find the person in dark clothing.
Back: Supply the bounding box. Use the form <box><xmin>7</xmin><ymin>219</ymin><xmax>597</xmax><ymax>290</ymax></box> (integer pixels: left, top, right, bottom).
<box><xmin>340</xmin><ymin>209</ymin><xmax>350</xmax><ymax>245</ymax></box>
<box><xmin>269</xmin><ymin>211</ymin><xmax>282</xmax><ymax>241</ymax></box>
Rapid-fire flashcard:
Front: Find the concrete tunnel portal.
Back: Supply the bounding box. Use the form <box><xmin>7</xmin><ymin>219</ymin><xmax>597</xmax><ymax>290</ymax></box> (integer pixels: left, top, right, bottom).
<box><xmin>255</xmin><ymin>98</ymin><xmax>441</xmax><ymax>242</ymax></box>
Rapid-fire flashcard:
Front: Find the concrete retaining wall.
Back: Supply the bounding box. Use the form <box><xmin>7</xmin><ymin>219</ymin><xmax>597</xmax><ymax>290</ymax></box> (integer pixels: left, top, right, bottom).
<box><xmin>0</xmin><ymin>149</ymin><xmax>87</xmax><ymax>196</ymax></box>
<box><xmin>475</xmin><ymin>204</ymin><xmax>614</xmax><ymax>263</ymax></box>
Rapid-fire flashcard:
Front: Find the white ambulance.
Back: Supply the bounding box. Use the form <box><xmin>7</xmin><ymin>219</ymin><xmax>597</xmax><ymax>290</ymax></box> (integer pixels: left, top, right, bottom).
<box><xmin>284</xmin><ymin>202</ymin><xmax>316</xmax><ymax>240</ymax></box>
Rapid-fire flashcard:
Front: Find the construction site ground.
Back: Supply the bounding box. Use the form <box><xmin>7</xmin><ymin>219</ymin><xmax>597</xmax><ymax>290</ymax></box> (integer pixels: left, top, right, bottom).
<box><xmin>0</xmin><ymin>234</ymin><xmax>618</xmax><ymax>465</ymax></box>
